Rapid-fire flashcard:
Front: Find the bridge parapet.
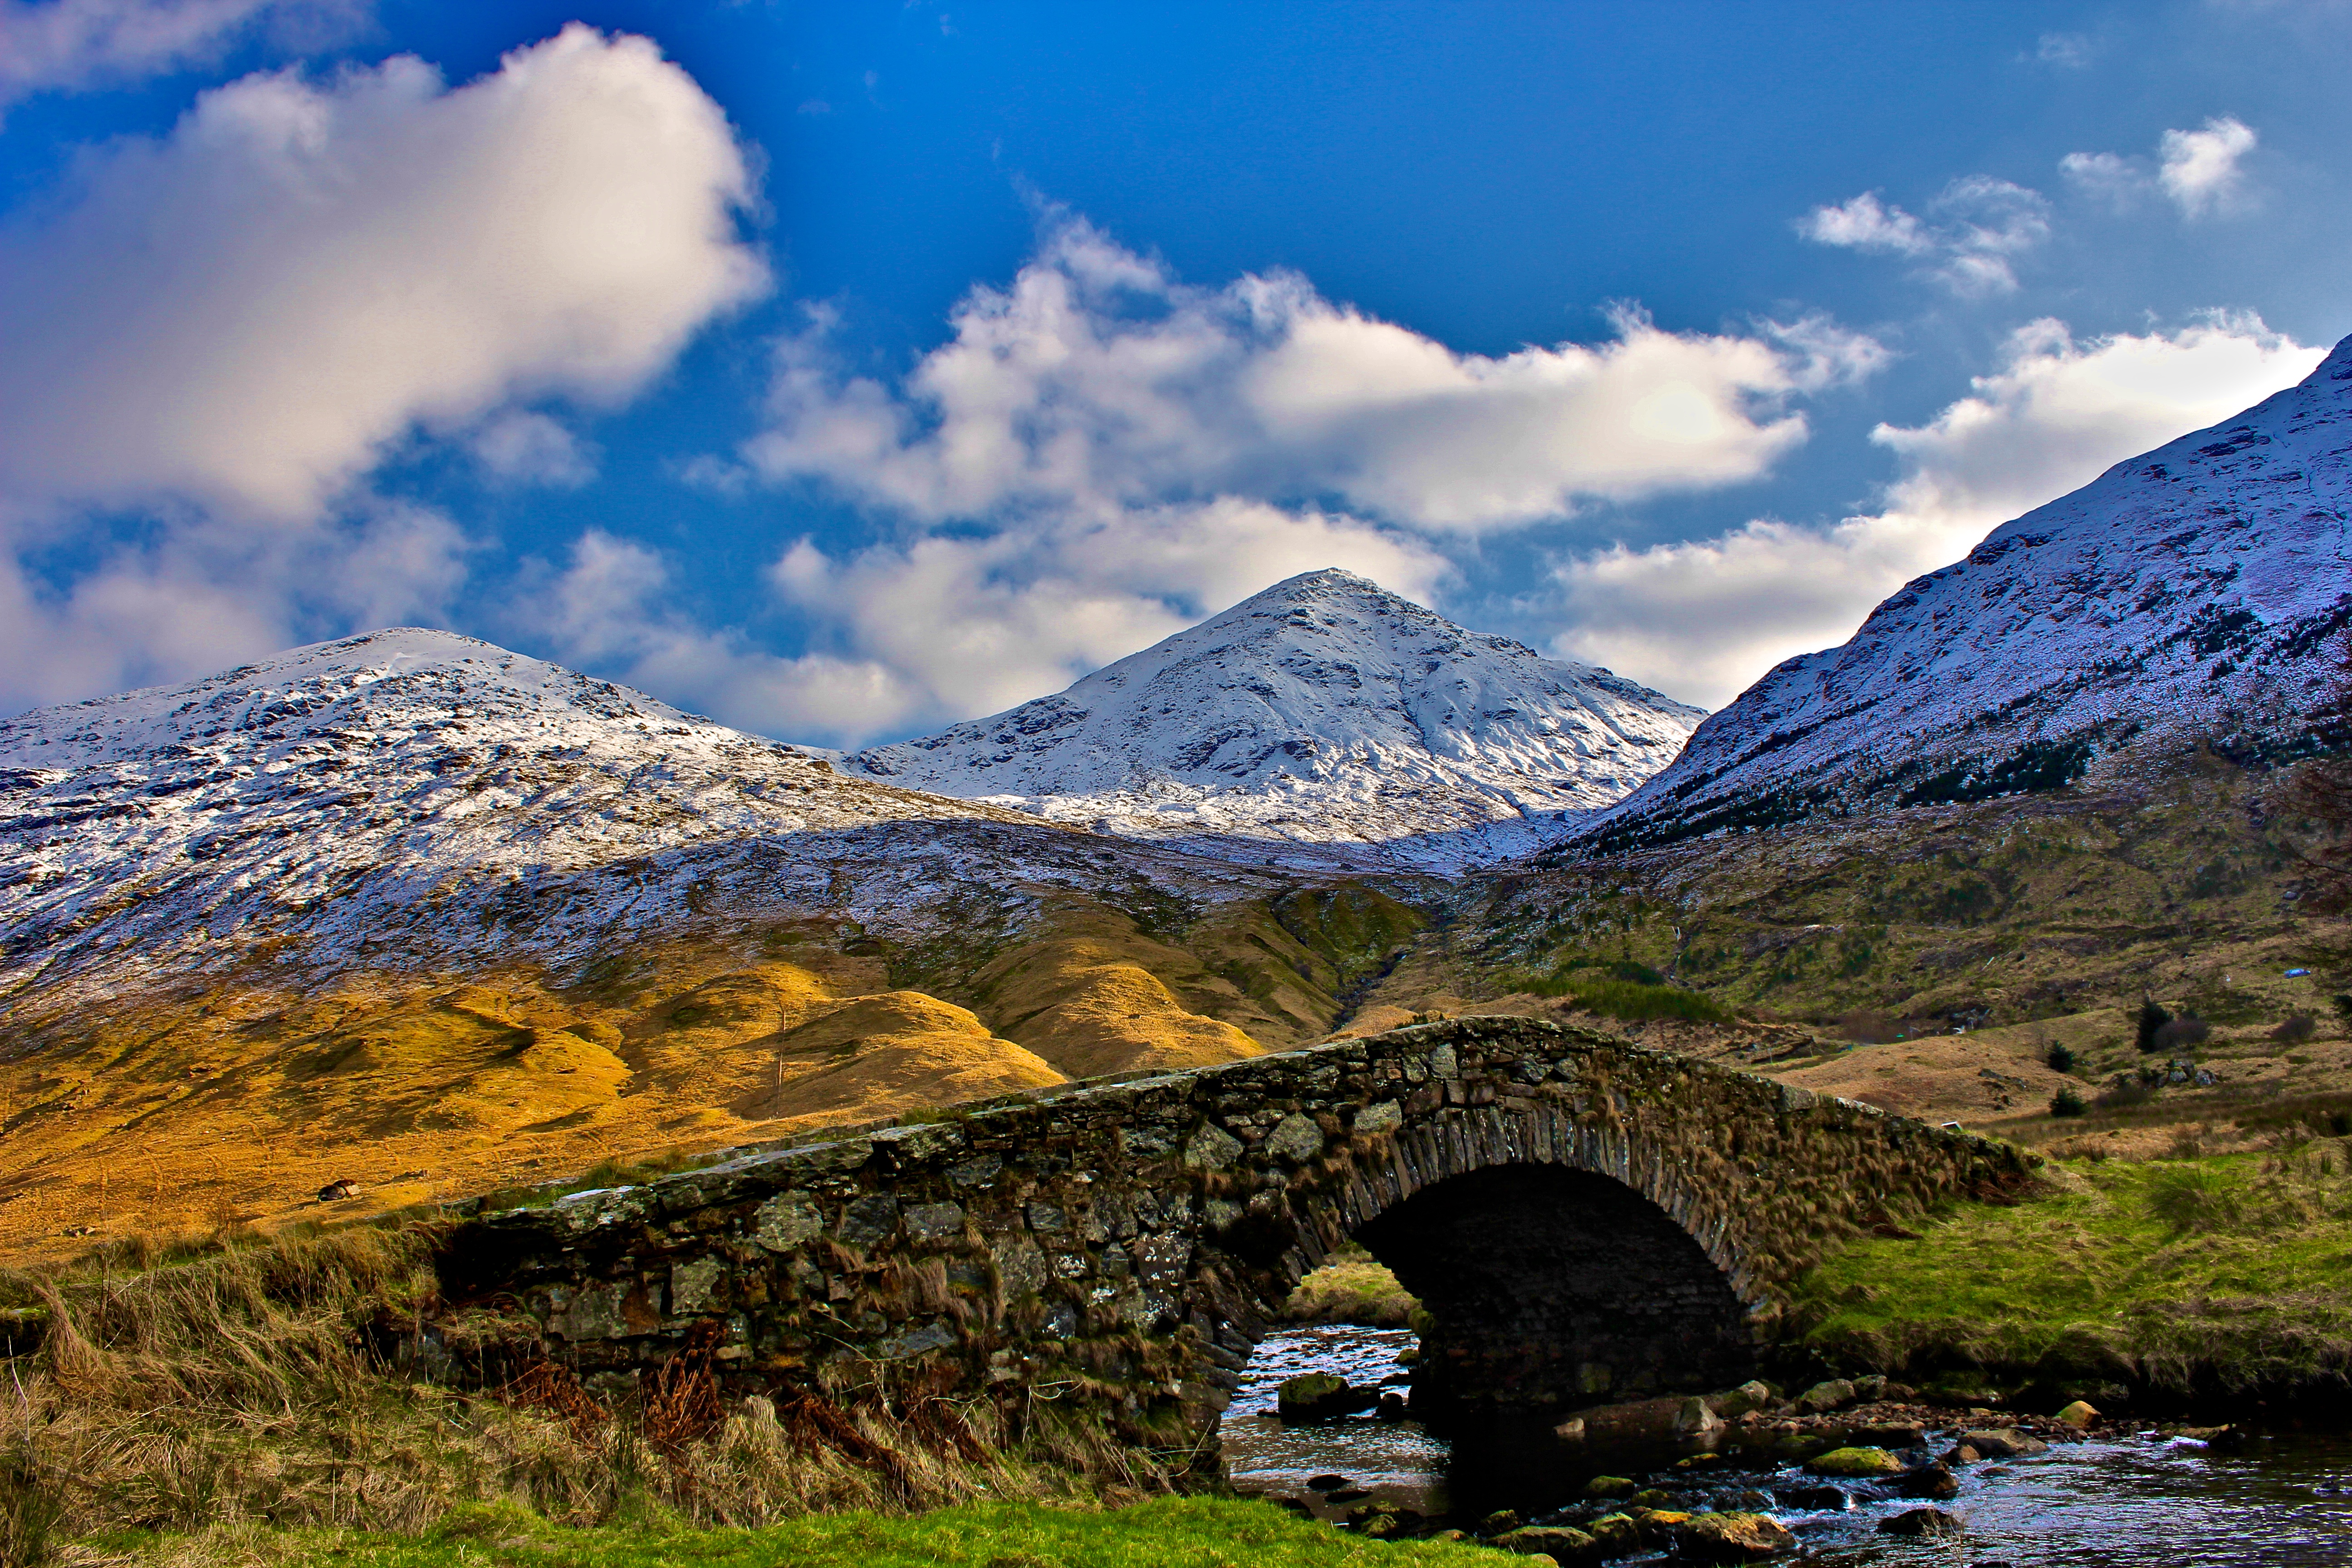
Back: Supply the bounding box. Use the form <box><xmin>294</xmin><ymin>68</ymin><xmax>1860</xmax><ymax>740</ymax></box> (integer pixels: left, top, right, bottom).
<box><xmin>438</xmin><ymin>1017</ymin><xmax>2033</xmax><ymax>1448</ymax></box>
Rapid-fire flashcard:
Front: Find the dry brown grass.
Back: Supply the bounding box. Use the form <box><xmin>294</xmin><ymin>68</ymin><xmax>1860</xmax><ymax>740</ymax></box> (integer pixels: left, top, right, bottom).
<box><xmin>0</xmin><ymin>1225</ymin><xmax>1167</xmax><ymax>1564</ymax></box>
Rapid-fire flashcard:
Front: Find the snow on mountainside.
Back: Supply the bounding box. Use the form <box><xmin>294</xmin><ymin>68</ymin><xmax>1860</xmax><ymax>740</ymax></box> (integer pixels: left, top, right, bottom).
<box><xmin>842</xmin><ymin>569</ymin><xmax>1705</xmax><ymax>860</ymax></box>
<box><xmin>0</xmin><ymin>629</ymin><xmax>1059</xmax><ymax>992</ymax></box>
<box><xmin>1578</xmin><ymin>332</ymin><xmax>2352</xmax><ymax>853</ymax></box>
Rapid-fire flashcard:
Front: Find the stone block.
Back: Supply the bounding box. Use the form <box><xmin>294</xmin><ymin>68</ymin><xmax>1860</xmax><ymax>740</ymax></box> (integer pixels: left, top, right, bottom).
<box><xmin>667</xmin><ymin>1257</ymin><xmax>725</xmax><ymax>1317</ymax></box>
<box><xmin>904</xmin><ymin>1201</ymin><xmax>965</xmax><ymax>1244</ymax></box>
<box><xmin>751</xmin><ymin>1191</ymin><xmax>822</xmax><ymax>1253</ymax></box>
<box><xmin>1264</xmin><ymin>1112</ymin><xmax>1325</xmax><ymax>1163</ymax></box>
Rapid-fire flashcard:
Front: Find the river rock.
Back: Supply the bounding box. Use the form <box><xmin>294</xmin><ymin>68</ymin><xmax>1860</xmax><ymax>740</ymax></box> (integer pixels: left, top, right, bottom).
<box><xmin>1959</xmin><ymin>1427</ymin><xmax>2049</xmax><ymax>1459</ymax></box>
<box><xmin>1587</xmin><ymin>1513</ymin><xmax>1640</xmax><ymax>1555</ymax></box>
<box><xmin>1773</xmin><ymin>1483</ymin><xmax>1849</xmax><ymax>1511</ymax></box>
<box><xmin>1676</xmin><ymin>1395</ymin><xmax>1727</xmax><ymax>1443</ymax></box>
<box><xmin>1677</xmin><ymin>1511</ymin><xmax>1796</xmax><ymax>1559</ymax></box>
<box><xmin>1807</xmin><ymin>1446</ymin><xmax>1905</xmax><ymax>1477</ymax></box>
<box><xmin>2055</xmin><ymin>1399</ymin><xmax>2100</xmax><ymax>1427</ymax></box>
<box><xmin>1495</xmin><ymin>1524</ymin><xmax>1596</xmax><ymax>1559</ymax></box>
<box><xmin>1893</xmin><ymin>1460</ymin><xmax>1959</xmax><ymax>1499</ymax></box>
<box><xmin>1582</xmin><ymin>1475</ymin><xmax>1637</xmax><ymax>1499</ymax></box>
<box><xmin>1848</xmin><ymin>1421</ymin><xmax>1926</xmax><ymax>1447</ymax></box>
<box><xmin>1879</xmin><ymin>1506</ymin><xmax>1964</xmax><ymax>1539</ymax></box>
<box><xmin>1713</xmin><ymin>1379</ymin><xmax>1779</xmax><ymax>1418</ymax></box>
<box><xmin>1277</xmin><ymin>1372</ymin><xmax>1372</xmax><ymax>1421</ymax></box>
<box><xmin>1794</xmin><ymin>1377</ymin><xmax>1857</xmax><ymax>1414</ymax></box>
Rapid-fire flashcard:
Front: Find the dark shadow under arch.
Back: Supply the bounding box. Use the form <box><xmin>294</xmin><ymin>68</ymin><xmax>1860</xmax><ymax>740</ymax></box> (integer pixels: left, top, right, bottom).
<box><xmin>1352</xmin><ymin>1162</ymin><xmax>1754</xmax><ymax>1426</ymax></box>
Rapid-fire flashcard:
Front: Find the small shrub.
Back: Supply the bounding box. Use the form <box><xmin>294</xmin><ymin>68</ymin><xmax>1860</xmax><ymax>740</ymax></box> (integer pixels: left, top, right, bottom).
<box><xmin>2049</xmin><ymin>1088</ymin><xmax>2087</xmax><ymax>1118</ymax></box>
<box><xmin>2146</xmin><ymin>1165</ymin><xmax>2239</xmax><ymax>1233</ymax></box>
<box><xmin>2272</xmin><ymin>1016</ymin><xmax>2317</xmax><ymax>1045</ymax></box>
<box><xmin>2336</xmin><ymin>995</ymin><xmax>2352</xmax><ymax>1027</ymax></box>
<box><xmin>2155</xmin><ymin>1016</ymin><xmax>2211</xmax><ymax>1051</ymax></box>
<box><xmin>2136</xmin><ymin>1000</ymin><xmax>2174</xmax><ymax>1054</ymax></box>
<box><xmin>2044</xmin><ymin>1042</ymin><xmax>2078</xmax><ymax>1075</ymax></box>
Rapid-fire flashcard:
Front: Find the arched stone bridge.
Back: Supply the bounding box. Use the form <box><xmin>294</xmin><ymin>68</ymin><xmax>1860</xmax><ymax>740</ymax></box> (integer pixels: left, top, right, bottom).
<box><xmin>440</xmin><ymin>1017</ymin><xmax>2032</xmax><ymax>1447</ymax></box>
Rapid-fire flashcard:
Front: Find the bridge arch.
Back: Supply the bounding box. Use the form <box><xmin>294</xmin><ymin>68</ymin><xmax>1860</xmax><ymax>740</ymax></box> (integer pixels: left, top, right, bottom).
<box><xmin>444</xmin><ymin>1017</ymin><xmax>2033</xmax><ymax>1462</ymax></box>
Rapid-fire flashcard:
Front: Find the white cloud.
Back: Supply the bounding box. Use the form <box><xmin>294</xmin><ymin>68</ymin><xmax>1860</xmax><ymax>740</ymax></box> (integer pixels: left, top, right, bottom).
<box><xmin>747</xmin><ymin>215</ymin><xmax>1858</xmax><ymax>534</ymax></box>
<box><xmin>0</xmin><ymin>23</ymin><xmax>766</xmax><ymax>524</ymax></box>
<box><xmin>710</xmin><ymin>213</ymin><xmax>1879</xmax><ymax>740</ymax></box>
<box><xmin>1551</xmin><ymin>315</ymin><xmax>2325</xmax><ymax>706</ymax></box>
<box><xmin>1798</xmin><ymin>178</ymin><xmax>2050</xmax><ymax>297</ymax></box>
<box><xmin>2061</xmin><ymin>117</ymin><xmax>2260</xmax><ymax>219</ymax></box>
<box><xmin>0</xmin><ymin>0</ymin><xmax>366</xmax><ymax>107</ymax></box>
<box><xmin>2033</xmin><ymin>31</ymin><xmax>2096</xmax><ymax>68</ymax></box>
<box><xmin>469</xmin><ymin>411</ymin><xmax>597</xmax><ymax>488</ymax></box>
<box><xmin>0</xmin><ymin>25</ymin><xmax>767</xmax><ymax>714</ymax></box>
<box><xmin>2058</xmin><ymin>150</ymin><xmax>2141</xmax><ymax>207</ymax></box>
<box><xmin>2160</xmin><ymin>116</ymin><xmax>2258</xmax><ymax>217</ymax></box>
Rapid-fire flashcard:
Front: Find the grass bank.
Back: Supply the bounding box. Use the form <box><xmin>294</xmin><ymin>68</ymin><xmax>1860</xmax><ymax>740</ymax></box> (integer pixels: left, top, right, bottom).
<box><xmin>78</xmin><ymin>1498</ymin><xmax>1488</xmax><ymax>1568</ymax></box>
<box><xmin>0</xmin><ymin>1226</ymin><xmax>1168</xmax><ymax>1565</ymax></box>
<box><xmin>1790</xmin><ymin>1141</ymin><xmax>2352</xmax><ymax>1402</ymax></box>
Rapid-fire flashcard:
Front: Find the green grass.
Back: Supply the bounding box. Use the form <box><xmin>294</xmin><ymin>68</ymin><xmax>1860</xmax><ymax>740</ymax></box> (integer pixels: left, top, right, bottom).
<box><xmin>1517</xmin><ymin>960</ymin><xmax>1734</xmax><ymax>1024</ymax></box>
<box><xmin>1280</xmin><ymin>1242</ymin><xmax>1419</xmax><ymax>1328</ymax></box>
<box><xmin>83</xmin><ymin>1498</ymin><xmax>1487</xmax><ymax>1568</ymax></box>
<box><xmin>1792</xmin><ymin>1146</ymin><xmax>2352</xmax><ymax>1393</ymax></box>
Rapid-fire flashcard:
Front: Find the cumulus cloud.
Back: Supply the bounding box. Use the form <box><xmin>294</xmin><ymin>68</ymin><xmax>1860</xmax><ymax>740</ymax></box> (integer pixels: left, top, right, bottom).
<box><xmin>748</xmin><ymin>215</ymin><xmax>1857</xmax><ymax>534</ymax></box>
<box><xmin>1551</xmin><ymin>314</ymin><xmax>2324</xmax><ymax>706</ymax></box>
<box><xmin>2160</xmin><ymin>116</ymin><xmax>2259</xmax><ymax>216</ymax></box>
<box><xmin>0</xmin><ymin>0</ymin><xmax>366</xmax><ymax>107</ymax></box>
<box><xmin>706</xmin><ymin>214</ymin><xmax>1880</xmax><ymax>738</ymax></box>
<box><xmin>0</xmin><ymin>24</ymin><xmax>764</xmax><ymax>522</ymax></box>
<box><xmin>2062</xmin><ymin>117</ymin><xmax>2260</xmax><ymax>218</ymax></box>
<box><xmin>0</xmin><ymin>25</ymin><xmax>766</xmax><ymax>711</ymax></box>
<box><xmin>1798</xmin><ymin>177</ymin><xmax>2050</xmax><ymax>297</ymax></box>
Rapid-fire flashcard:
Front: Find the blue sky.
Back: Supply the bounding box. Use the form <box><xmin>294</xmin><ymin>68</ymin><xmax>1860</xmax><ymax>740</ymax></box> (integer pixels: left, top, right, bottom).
<box><xmin>1</xmin><ymin>0</ymin><xmax>2347</xmax><ymax>738</ymax></box>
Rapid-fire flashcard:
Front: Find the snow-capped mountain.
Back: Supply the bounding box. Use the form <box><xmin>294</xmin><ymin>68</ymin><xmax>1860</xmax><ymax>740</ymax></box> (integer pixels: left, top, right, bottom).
<box><xmin>0</xmin><ymin>629</ymin><xmax>1057</xmax><ymax>993</ymax></box>
<box><xmin>1579</xmin><ymin>332</ymin><xmax>2352</xmax><ymax>852</ymax></box>
<box><xmin>839</xmin><ymin>568</ymin><xmax>1706</xmax><ymax>858</ymax></box>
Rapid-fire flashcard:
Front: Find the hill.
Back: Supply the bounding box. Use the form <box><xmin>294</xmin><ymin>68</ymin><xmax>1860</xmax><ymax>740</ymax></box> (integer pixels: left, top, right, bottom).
<box><xmin>1578</xmin><ymin>332</ymin><xmax>2352</xmax><ymax>853</ymax></box>
<box><xmin>841</xmin><ymin>568</ymin><xmax>1703</xmax><ymax>866</ymax></box>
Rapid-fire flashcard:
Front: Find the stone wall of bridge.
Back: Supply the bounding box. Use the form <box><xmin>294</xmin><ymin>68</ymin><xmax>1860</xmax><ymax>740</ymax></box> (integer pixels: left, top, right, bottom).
<box><xmin>433</xmin><ymin>1016</ymin><xmax>2034</xmax><ymax>1450</ymax></box>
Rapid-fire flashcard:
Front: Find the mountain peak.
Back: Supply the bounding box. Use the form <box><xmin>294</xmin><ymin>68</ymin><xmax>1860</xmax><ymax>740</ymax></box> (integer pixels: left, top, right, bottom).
<box><xmin>1577</xmin><ymin>330</ymin><xmax>2352</xmax><ymax>851</ymax></box>
<box><xmin>843</xmin><ymin>568</ymin><xmax>1703</xmax><ymax>863</ymax></box>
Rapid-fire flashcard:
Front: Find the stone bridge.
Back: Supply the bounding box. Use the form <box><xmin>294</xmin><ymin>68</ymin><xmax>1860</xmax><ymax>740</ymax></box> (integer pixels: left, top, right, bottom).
<box><xmin>438</xmin><ymin>1017</ymin><xmax>2033</xmax><ymax>1454</ymax></box>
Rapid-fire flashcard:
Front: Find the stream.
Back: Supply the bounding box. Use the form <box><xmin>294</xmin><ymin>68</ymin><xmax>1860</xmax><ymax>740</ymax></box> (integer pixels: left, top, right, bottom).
<box><xmin>1222</xmin><ymin>1326</ymin><xmax>2352</xmax><ymax>1564</ymax></box>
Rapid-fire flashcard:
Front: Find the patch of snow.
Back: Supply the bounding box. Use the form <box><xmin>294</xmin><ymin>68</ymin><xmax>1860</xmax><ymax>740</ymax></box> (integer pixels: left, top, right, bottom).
<box><xmin>842</xmin><ymin>569</ymin><xmax>1704</xmax><ymax>867</ymax></box>
<box><xmin>1580</xmin><ymin>332</ymin><xmax>2352</xmax><ymax>850</ymax></box>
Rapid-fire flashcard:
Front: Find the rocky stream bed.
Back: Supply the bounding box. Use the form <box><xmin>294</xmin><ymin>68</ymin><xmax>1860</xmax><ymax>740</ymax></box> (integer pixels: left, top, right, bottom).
<box><xmin>1222</xmin><ymin>1326</ymin><xmax>2352</xmax><ymax>1564</ymax></box>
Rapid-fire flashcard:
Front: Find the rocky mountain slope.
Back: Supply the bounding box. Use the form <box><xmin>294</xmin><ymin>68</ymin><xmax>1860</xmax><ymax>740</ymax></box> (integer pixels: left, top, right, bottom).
<box><xmin>1578</xmin><ymin>332</ymin><xmax>2352</xmax><ymax>852</ymax></box>
<box><xmin>0</xmin><ymin>628</ymin><xmax>1059</xmax><ymax>996</ymax></box>
<box><xmin>0</xmin><ymin>630</ymin><xmax>1455</xmax><ymax>1258</ymax></box>
<box><xmin>840</xmin><ymin>568</ymin><xmax>1705</xmax><ymax>865</ymax></box>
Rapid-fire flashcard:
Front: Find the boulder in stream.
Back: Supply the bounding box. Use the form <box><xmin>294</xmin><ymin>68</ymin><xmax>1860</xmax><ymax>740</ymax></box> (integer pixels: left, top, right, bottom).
<box><xmin>1806</xmin><ymin>1445</ymin><xmax>1905</xmax><ymax>1477</ymax></box>
<box><xmin>1677</xmin><ymin>1510</ymin><xmax>1797</xmax><ymax>1559</ymax></box>
<box><xmin>1958</xmin><ymin>1427</ymin><xmax>2049</xmax><ymax>1459</ymax></box>
<box><xmin>1494</xmin><ymin>1524</ymin><xmax>1597</xmax><ymax>1559</ymax></box>
<box><xmin>1879</xmin><ymin>1506</ymin><xmax>1964</xmax><ymax>1539</ymax></box>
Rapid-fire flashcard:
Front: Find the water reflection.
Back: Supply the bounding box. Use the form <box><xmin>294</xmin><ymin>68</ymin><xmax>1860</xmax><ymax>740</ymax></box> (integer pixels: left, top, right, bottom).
<box><xmin>1223</xmin><ymin>1326</ymin><xmax>2352</xmax><ymax>1563</ymax></box>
